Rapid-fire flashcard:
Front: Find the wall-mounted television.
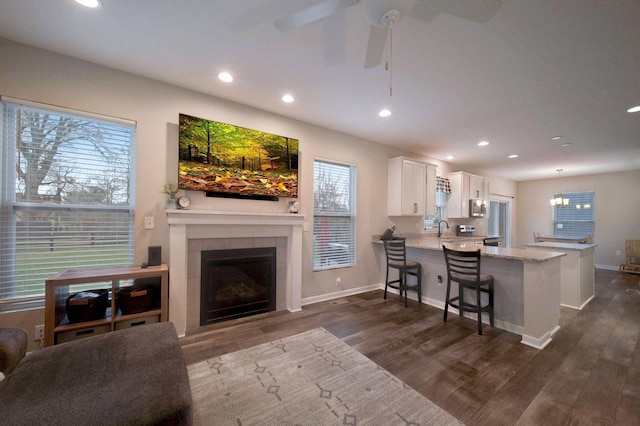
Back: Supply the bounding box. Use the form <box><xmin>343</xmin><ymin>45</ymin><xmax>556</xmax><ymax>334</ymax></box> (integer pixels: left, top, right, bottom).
<box><xmin>178</xmin><ymin>113</ymin><xmax>298</xmax><ymax>200</ymax></box>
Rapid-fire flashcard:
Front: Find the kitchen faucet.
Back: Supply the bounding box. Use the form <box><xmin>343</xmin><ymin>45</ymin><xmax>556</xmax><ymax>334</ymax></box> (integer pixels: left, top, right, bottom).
<box><xmin>437</xmin><ymin>220</ymin><xmax>450</xmax><ymax>238</ymax></box>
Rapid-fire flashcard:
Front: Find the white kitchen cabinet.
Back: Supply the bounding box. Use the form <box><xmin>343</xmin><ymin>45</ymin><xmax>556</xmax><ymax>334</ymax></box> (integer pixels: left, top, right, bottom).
<box><xmin>469</xmin><ymin>174</ymin><xmax>485</xmax><ymax>200</ymax></box>
<box><xmin>388</xmin><ymin>157</ymin><xmax>426</xmax><ymax>216</ymax></box>
<box><xmin>447</xmin><ymin>171</ymin><xmax>490</xmax><ymax>218</ymax></box>
<box><xmin>425</xmin><ymin>163</ymin><xmax>437</xmax><ymax>217</ymax></box>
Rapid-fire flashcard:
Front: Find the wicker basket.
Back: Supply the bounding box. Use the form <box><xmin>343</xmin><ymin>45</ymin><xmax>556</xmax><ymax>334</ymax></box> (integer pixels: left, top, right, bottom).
<box><xmin>66</xmin><ymin>289</ymin><xmax>109</xmax><ymax>323</ymax></box>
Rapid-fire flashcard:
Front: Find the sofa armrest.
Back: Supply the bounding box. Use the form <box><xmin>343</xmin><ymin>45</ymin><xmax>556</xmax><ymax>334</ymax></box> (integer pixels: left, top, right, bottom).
<box><xmin>0</xmin><ymin>327</ymin><xmax>28</xmax><ymax>376</ymax></box>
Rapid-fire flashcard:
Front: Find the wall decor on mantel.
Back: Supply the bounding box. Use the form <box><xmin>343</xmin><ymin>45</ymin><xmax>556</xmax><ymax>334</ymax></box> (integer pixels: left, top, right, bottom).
<box><xmin>178</xmin><ymin>113</ymin><xmax>299</xmax><ymax>201</ymax></box>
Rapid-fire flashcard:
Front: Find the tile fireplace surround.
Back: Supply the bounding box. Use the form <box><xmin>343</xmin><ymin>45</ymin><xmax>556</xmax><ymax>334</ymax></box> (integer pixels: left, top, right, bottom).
<box><xmin>167</xmin><ymin>210</ymin><xmax>304</xmax><ymax>336</ymax></box>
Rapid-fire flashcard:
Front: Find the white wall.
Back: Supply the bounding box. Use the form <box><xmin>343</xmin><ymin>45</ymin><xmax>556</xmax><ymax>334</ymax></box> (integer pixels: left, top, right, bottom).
<box><xmin>0</xmin><ymin>38</ymin><xmax>446</xmax><ymax>343</ymax></box>
<box><xmin>516</xmin><ymin>170</ymin><xmax>640</xmax><ymax>268</ymax></box>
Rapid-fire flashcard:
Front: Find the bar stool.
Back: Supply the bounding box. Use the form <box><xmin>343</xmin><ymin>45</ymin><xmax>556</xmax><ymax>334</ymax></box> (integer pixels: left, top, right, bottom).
<box><xmin>383</xmin><ymin>238</ymin><xmax>422</xmax><ymax>307</ymax></box>
<box><xmin>442</xmin><ymin>246</ymin><xmax>494</xmax><ymax>335</ymax></box>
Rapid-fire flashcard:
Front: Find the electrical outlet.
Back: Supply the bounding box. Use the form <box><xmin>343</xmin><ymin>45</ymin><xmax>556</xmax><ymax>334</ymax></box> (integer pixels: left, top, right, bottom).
<box><xmin>616</xmin><ymin>250</ymin><xmax>622</xmax><ymax>256</ymax></box>
<box><xmin>437</xmin><ymin>275</ymin><xmax>443</xmax><ymax>285</ymax></box>
<box><xmin>336</xmin><ymin>277</ymin><xmax>341</xmax><ymax>287</ymax></box>
<box><xmin>34</xmin><ymin>324</ymin><xmax>44</xmax><ymax>342</ymax></box>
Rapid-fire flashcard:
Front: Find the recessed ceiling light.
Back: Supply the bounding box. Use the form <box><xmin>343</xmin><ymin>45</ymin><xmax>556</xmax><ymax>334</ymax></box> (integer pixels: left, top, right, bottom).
<box><xmin>478</xmin><ymin>141</ymin><xmax>489</xmax><ymax>146</ymax></box>
<box><xmin>446</xmin><ymin>155</ymin><xmax>454</xmax><ymax>160</ymax></box>
<box><xmin>508</xmin><ymin>154</ymin><xmax>518</xmax><ymax>159</ymax></box>
<box><xmin>218</xmin><ymin>72</ymin><xmax>233</xmax><ymax>83</ymax></box>
<box><xmin>552</xmin><ymin>136</ymin><xmax>562</xmax><ymax>140</ymax></box>
<box><xmin>628</xmin><ymin>105</ymin><xmax>640</xmax><ymax>113</ymax></box>
<box><xmin>282</xmin><ymin>94</ymin><xmax>294</xmax><ymax>103</ymax></box>
<box><xmin>561</xmin><ymin>142</ymin><xmax>571</xmax><ymax>147</ymax></box>
<box><xmin>75</xmin><ymin>0</ymin><xmax>102</xmax><ymax>8</ymax></box>
<box><xmin>378</xmin><ymin>109</ymin><xmax>391</xmax><ymax>117</ymax></box>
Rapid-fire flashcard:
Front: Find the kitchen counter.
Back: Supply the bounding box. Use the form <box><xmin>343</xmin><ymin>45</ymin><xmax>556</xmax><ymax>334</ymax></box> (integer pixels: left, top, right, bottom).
<box><xmin>374</xmin><ymin>234</ymin><xmax>566</xmax><ymax>349</ymax></box>
<box><xmin>375</xmin><ymin>235</ymin><xmax>565</xmax><ymax>263</ymax></box>
<box><xmin>525</xmin><ymin>242</ymin><xmax>596</xmax><ymax>310</ymax></box>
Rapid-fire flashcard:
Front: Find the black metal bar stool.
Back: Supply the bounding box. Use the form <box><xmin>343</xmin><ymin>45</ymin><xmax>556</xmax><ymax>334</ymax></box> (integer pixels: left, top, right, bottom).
<box><xmin>383</xmin><ymin>238</ymin><xmax>422</xmax><ymax>307</ymax></box>
<box><xmin>442</xmin><ymin>246</ymin><xmax>494</xmax><ymax>335</ymax></box>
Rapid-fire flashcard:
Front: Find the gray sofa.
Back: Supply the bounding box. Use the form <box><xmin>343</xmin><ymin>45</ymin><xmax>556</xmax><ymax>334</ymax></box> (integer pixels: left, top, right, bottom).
<box><xmin>0</xmin><ymin>322</ymin><xmax>192</xmax><ymax>425</ymax></box>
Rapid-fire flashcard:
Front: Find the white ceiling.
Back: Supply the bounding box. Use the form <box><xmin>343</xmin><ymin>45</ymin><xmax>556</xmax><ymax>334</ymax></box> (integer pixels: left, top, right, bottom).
<box><xmin>1</xmin><ymin>0</ymin><xmax>639</xmax><ymax>181</ymax></box>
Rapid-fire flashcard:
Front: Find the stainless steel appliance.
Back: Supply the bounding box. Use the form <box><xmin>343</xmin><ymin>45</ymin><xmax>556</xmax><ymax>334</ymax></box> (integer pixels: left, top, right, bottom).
<box><xmin>469</xmin><ymin>199</ymin><xmax>486</xmax><ymax>217</ymax></box>
<box><xmin>456</xmin><ymin>225</ymin><xmax>475</xmax><ymax>237</ymax></box>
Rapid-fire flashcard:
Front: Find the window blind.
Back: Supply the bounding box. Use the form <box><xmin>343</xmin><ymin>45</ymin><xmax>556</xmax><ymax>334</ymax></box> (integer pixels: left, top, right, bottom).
<box><xmin>488</xmin><ymin>200</ymin><xmax>507</xmax><ymax>238</ymax></box>
<box><xmin>313</xmin><ymin>159</ymin><xmax>356</xmax><ymax>271</ymax></box>
<box><xmin>0</xmin><ymin>100</ymin><xmax>136</xmax><ymax>306</ymax></box>
<box><xmin>553</xmin><ymin>191</ymin><xmax>594</xmax><ymax>236</ymax></box>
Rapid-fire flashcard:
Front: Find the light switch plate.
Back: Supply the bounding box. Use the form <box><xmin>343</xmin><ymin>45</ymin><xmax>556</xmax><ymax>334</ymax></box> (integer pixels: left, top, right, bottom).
<box><xmin>144</xmin><ymin>216</ymin><xmax>155</xmax><ymax>229</ymax></box>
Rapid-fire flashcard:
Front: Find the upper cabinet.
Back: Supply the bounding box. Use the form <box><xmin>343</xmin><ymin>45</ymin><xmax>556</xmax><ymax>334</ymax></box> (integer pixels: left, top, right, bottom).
<box><xmin>447</xmin><ymin>171</ymin><xmax>490</xmax><ymax>218</ymax></box>
<box><xmin>469</xmin><ymin>174</ymin><xmax>486</xmax><ymax>200</ymax></box>
<box><xmin>388</xmin><ymin>157</ymin><xmax>427</xmax><ymax>216</ymax></box>
<box><xmin>425</xmin><ymin>163</ymin><xmax>437</xmax><ymax>217</ymax></box>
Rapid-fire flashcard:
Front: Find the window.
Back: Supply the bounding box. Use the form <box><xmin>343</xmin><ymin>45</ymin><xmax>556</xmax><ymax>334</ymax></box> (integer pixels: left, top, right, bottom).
<box><xmin>1</xmin><ymin>99</ymin><xmax>136</xmax><ymax>308</ymax></box>
<box><xmin>313</xmin><ymin>159</ymin><xmax>356</xmax><ymax>270</ymax></box>
<box><xmin>553</xmin><ymin>191</ymin><xmax>594</xmax><ymax>237</ymax></box>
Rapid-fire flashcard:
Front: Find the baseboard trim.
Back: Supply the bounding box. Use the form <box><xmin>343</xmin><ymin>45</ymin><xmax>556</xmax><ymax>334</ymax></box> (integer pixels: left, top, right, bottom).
<box><xmin>596</xmin><ymin>264</ymin><xmax>619</xmax><ymax>271</ymax></box>
<box><xmin>301</xmin><ymin>283</ymin><xmax>382</xmax><ymax>306</ymax></box>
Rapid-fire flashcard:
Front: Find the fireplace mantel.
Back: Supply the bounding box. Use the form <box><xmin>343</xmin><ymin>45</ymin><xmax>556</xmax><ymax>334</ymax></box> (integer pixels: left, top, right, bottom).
<box><xmin>167</xmin><ymin>210</ymin><xmax>304</xmax><ymax>336</ymax></box>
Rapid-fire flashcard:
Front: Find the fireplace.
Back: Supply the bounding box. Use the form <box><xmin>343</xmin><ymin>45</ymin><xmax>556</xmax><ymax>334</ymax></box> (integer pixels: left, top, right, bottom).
<box><xmin>167</xmin><ymin>210</ymin><xmax>304</xmax><ymax>336</ymax></box>
<box><xmin>200</xmin><ymin>247</ymin><xmax>276</xmax><ymax>324</ymax></box>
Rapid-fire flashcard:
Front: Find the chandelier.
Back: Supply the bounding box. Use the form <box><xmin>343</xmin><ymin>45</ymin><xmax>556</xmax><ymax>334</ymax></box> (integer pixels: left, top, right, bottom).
<box><xmin>549</xmin><ymin>169</ymin><xmax>569</xmax><ymax>207</ymax></box>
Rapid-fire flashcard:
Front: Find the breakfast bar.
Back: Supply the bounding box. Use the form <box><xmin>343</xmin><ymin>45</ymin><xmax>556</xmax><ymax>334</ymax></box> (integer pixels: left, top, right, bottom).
<box><xmin>374</xmin><ymin>236</ymin><xmax>566</xmax><ymax>349</ymax></box>
<box><xmin>525</xmin><ymin>242</ymin><xmax>596</xmax><ymax>310</ymax></box>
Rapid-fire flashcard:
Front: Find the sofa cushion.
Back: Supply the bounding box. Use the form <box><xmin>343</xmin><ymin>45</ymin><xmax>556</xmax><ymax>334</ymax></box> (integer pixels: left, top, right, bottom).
<box><xmin>0</xmin><ymin>322</ymin><xmax>192</xmax><ymax>425</ymax></box>
<box><xmin>0</xmin><ymin>327</ymin><xmax>28</xmax><ymax>376</ymax></box>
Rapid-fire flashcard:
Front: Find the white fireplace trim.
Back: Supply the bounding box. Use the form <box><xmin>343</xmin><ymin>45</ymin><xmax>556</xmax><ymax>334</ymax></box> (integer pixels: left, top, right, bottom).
<box><xmin>167</xmin><ymin>209</ymin><xmax>305</xmax><ymax>336</ymax></box>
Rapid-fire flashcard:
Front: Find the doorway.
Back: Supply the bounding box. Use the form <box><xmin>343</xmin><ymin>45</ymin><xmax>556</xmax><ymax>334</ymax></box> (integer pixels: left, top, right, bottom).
<box><xmin>488</xmin><ymin>199</ymin><xmax>510</xmax><ymax>247</ymax></box>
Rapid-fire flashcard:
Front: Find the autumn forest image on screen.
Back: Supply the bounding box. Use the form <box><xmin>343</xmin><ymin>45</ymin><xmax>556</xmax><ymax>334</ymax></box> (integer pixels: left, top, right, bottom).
<box><xmin>178</xmin><ymin>114</ymin><xmax>298</xmax><ymax>198</ymax></box>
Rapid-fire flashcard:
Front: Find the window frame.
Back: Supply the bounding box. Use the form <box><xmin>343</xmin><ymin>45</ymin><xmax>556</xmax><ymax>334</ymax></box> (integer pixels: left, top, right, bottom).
<box><xmin>552</xmin><ymin>190</ymin><xmax>595</xmax><ymax>237</ymax></box>
<box><xmin>0</xmin><ymin>98</ymin><xmax>136</xmax><ymax>310</ymax></box>
<box><xmin>312</xmin><ymin>158</ymin><xmax>356</xmax><ymax>271</ymax></box>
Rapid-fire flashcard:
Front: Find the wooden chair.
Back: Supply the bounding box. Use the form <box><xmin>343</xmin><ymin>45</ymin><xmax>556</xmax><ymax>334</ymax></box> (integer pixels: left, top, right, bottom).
<box><xmin>619</xmin><ymin>240</ymin><xmax>640</xmax><ymax>275</ymax></box>
<box><xmin>383</xmin><ymin>238</ymin><xmax>422</xmax><ymax>307</ymax></box>
<box><xmin>442</xmin><ymin>246</ymin><xmax>494</xmax><ymax>335</ymax></box>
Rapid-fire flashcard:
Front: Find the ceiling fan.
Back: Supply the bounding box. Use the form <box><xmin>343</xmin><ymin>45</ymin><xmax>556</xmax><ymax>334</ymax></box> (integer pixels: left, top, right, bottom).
<box><xmin>274</xmin><ymin>0</ymin><xmax>503</xmax><ymax>68</ymax></box>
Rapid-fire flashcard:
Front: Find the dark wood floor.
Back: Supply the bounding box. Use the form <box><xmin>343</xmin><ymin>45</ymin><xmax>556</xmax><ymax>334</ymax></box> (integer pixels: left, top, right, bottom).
<box><xmin>180</xmin><ymin>269</ymin><xmax>640</xmax><ymax>425</ymax></box>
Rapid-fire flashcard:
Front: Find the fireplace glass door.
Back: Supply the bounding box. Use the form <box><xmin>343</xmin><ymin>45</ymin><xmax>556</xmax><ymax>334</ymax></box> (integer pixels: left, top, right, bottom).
<box><xmin>200</xmin><ymin>247</ymin><xmax>276</xmax><ymax>325</ymax></box>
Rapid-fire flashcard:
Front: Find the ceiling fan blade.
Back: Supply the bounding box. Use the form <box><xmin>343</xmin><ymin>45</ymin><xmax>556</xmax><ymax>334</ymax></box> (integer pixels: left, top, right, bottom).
<box><xmin>410</xmin><ymin>0</ymin><xmax>502</xmax><ymax>23</ymax></box>
<box><xmin>364</xmin><ymin>25</ymin><xmax>388</xmax><ymax>68</ymax></box>
<box><xmin>274</xmin><ymin>0</ymin><xmax>360</xmax><ymax>32</ymax></box>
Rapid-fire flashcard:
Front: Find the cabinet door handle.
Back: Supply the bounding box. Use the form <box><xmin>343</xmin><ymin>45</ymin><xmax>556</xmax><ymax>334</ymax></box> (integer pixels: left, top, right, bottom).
<box><xmin>414</xmin><ymin>203</ymin><xmax>418</xmax><ymax>213</ymax></box>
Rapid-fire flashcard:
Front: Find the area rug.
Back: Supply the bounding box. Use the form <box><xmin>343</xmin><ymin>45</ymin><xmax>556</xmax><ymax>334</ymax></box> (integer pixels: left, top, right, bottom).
<box><xmin>188</xmin><ymin>327</ymin><xmax>464</xmax><ymax>425</ymax></box>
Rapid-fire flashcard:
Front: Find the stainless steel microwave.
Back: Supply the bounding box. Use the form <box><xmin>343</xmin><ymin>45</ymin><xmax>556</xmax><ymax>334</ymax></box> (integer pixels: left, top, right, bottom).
<box><xmin>469</xmin><ymin>199</ymin><xmax>486</xmax><ymax>217</ymax></box>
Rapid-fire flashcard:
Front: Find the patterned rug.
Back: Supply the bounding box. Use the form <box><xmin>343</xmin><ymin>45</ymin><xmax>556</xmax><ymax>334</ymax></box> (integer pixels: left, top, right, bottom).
<box><xmin>188</xmin><ymin>327</ymin><xmax>464</xmax><ymax>425</ymax></box>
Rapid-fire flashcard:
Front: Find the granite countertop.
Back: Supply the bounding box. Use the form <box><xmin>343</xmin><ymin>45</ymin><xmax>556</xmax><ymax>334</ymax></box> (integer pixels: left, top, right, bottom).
<box><xmin>524</xmin><ymin>242</ymin><xmax>597</xmax><ymax>251</ymax></box>
<box><xmin>373</xmin><ymin>234</ymin><xmax>566</xmax><ymax>263</ymax></box>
